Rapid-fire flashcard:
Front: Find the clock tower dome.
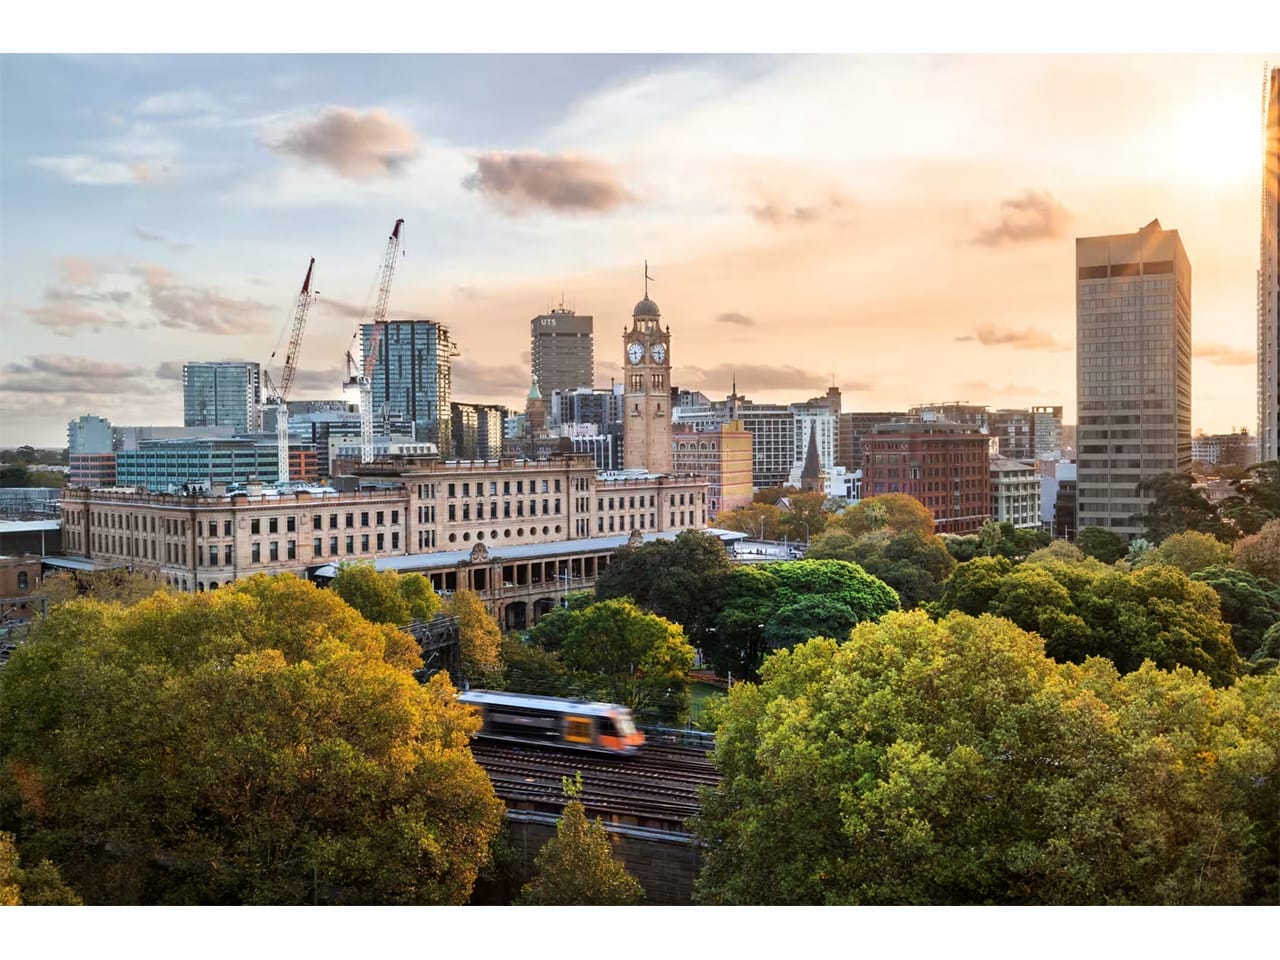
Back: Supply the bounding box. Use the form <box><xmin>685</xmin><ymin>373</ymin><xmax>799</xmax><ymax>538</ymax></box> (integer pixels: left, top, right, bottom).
<box><xmin>623</xmin><ymin>266</ymin><xmax>672</xmax><ymax>474</ymax></box>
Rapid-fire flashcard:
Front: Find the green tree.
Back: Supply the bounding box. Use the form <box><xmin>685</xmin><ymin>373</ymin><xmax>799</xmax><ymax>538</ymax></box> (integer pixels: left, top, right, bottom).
<box><xmin>446</xmin><ymin>590</ymin><xmax>504</xmax><ymax>681</ymax></box>
<box><xmin>1025</xmin><ymin>541</ymin><xmax>1088</xmax><ymax>565</ymax></box>
<box><xmin>1076</xmin><ymin>526</ymin><xmax>1126</xmax><ymax>563</ymax></box>
<box><xmin>0</xmin><ymin>574</ymin><xmax>503</xmax><ymax>905</ymax></box>
<box><xmin>707</xmin><ymin>566</ymin><xmax>778</xmax><ymax>681</ymax></box>
<box><xmin>499</xmin><ymin>635</ymin><xmax>571</xmax><ymax>696</ymax></box>
<box><xmin>1190</xmin><ymin>566</ymin><xmax>1280</xmax><ymax>660</ymax></box>
<box><xmin>768</xmin><ymin>558</ymin><xmax>899</xmax><ymax>624</ymax></box>
<box><xmin>0</xmin><ymin>832</ymin><xmax>81</xmax><ymax>905</ymax></box>
<box><xmin>807</xmin><ymin>528</ymin><xmax>953</xmax><ymax>610</ymax></box>
<box><xmin>693</xmin><ymin>610</ymin><xmax>1280</xmax><ymax>905</ymax></box>
<box><xmin>1232</xmin><ymin>519</ymin><xmax>1280</xmax><ymax>584</ymax></box>
<box><xmin>1134</xmin><ymin>472</ymin><xmax>1235</xmax><ymax>543</ymax></box>
<box><xmin>932</xmin><ymin>556</ymin><xmax>1014</xmax><ymax>616</ymax></box>
<box><xmin>1136</xmin><ymin>530</ymin><xmax>1233</xmax><ymax>574</ymax></box>
<box><xmin>330</xmin><ymin>562</ymin><xmax>411</xmax><ymax>624</ymax></box>
<box><xmin>594</xmin><ymin>530</ymin><xmax>732</xmax><ymax>642</ymax></box>
<box><xmin>776</xmin><ymin>491</ymin><xmax>830</xmax><ymax>541</ymax></box>
<box><xmin>938</xmin><ymin>533</ymin><xmax>980</xmax><ymax>562</ymax></box>
<box><xmin>559</xmin><ymin>599</ymin><xmax>696</xmax><ymax>722</ymax></box>
<box><xmin>0</xmin><ymin>465</ymin><xmax>30</xmax><ymax>488</ymax></box>
<box><xmin>516</xmin><ymin>775</ymin><xmax>644</xmax><ymax>905</ymax></box>
<box><xmin>838</xmin><ymin>493</ymin><xmax>935</xmax><ymax>538</ymax></box>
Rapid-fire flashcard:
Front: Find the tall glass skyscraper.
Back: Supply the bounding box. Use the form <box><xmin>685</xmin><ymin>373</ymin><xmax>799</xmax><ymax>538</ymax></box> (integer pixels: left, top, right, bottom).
<box><xmin>360</xmin><ymin>320</ymin><xmax>456</xmax><ymax>454</ymax></box>
<box><xmin>1076</xmin><ymin>219</ymin><xmax>1191</xmax><ymax>539</ymax></box>
<box><xmin>1259</xmin><ymin>66</ymin><xmax>1279</xmax><ymax>463</ymax></box>
<box><xmin>183</xmin><ymin>362</ymin><xmax>261</xmax><ymax>433</ymax></box>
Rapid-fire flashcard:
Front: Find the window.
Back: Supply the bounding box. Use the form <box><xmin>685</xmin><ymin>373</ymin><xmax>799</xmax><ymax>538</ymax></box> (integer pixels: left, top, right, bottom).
<box><xmin>345</xmin><ymin>536</ymin><xmax>354</xmax><ymax>554</ymax></box>
<box><xmin>391</xmin><ymin>532</ymin><xmax>399</xmax><ymax>549</ymax></box>
<box><xmin>17</xmin><ymin>571</ymin><xmax>29</xmax><ymax>591</ymax></box>
<box><xmin>345</xmin><ymin>513</ymin><xmax>353</xmax><ymax>528</ymax></box>
<box><xmin>391</xmin><ymin>510</ymin><xmax>399</xmax><ymax>524</ymax></box>
<box><xmin>197</xmin><ymin>521</ymin><xmax>204</xmax><ymax>537</ymax></box>
<box><xmin>287</xmin><ymin>516</ymin><xmax>296</xmax><ymax>533</ymax></box>
<box><xmin>361</xmin><ymin>534</ymin><xmax>369</xmax><ymax>552</ymax></box>
<box><xmin>377</xmin><ymin>533</ymin><xmax>385</xmax><ymax>551</ymax></box>
<box><xmin>329</xmin><ymin>514</ymin><xmax>338</xmax><ymax>529</ymax></box>
<box><xmin>313</xmin><ymin>514</ymin><xmax>323</xmax><ymax>530</ymax></box>
<box><xmin>225</xmin><ymin>545</ymin><xmax>232</xmax><ymax>565</ymax></box>
<box><xmin>209</xmin><ymin>546</ymin><xmax>218</xmax><ymax>567</ymax></box>
<box><xmin>251</xmin><ymin>518</ymin><xmax>260</xmax><ymax>535</ymax></box>
<box><xmin>251</xmin><ymin>543</ymin><xmax>261</xmax><ymax>563</ymax></box>
<box><xmin>448</xmin><ymin>483</ymin><xmax>456</xmax><ymax>498</ymax></box>
<box><xmin>330</xmin><ymin>536</ymin><xmax>339</xmax><ymax>556</ymax></box>
<box><xmin>269</xmin><ymin>541</ymin><xmax>279</xmax><ymax>562</ymax></box>
<box><xmin>361</xmin><ymin>511</ymin><xmax>369</xmax><ymax>527</ymax></box>
<box><xmin>268</xmin><ymin>517</ymin><xmax>278</xmax><ymax>534</ymax></box>
<box><xmin>376</xmin><ymin>511</ymin><xmax>384</xmax><ymax>525</ymax></box>
<box><xmin>313</xmin><ymin>537</ymin><xmax>322</xmax><ymax>556</ymax></box>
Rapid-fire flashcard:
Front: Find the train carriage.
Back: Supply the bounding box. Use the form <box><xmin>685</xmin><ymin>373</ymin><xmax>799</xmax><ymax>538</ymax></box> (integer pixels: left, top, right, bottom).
<box><xmin>459</xmin><ymin>690</ymin><xmax>645</xmax><ymax>754</ymax></box>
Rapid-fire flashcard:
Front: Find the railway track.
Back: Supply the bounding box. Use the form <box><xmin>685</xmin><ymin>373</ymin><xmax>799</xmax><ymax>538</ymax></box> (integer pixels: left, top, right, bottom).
<box><xmin>471</xmin><ymin>739</ymin><xmax>720</xmax><ymax>829</ymax></box>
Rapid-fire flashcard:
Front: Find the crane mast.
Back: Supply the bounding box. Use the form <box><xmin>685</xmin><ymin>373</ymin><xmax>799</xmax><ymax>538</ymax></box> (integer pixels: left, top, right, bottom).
<box><xmin>346</xmin><ymin>218</ymin><xmax>404</xmax><ymax>464</ymax></box>
<box><xmin>264</xmin><ymin>258</ymin><xmax>317</xmax><ymax>484</ymax></box>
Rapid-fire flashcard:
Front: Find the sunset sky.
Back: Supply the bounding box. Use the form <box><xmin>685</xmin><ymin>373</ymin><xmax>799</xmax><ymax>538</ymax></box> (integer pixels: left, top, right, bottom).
<box><xmin>0</xmin><ymin>51</ymin><xmax>1273</xmax><ymax>448</ymax></box>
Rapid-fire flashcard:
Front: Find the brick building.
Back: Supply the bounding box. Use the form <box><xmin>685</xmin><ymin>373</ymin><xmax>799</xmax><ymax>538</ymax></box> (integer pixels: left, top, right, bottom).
<box><xmin>861</xmin><ymin>422</ymin><xmax>991</xmax><ymax>534</ymax></box>
<box><xmin>672</xmin><ymin>421</ymin><xmax>753</xmax><ymax>518</ymax></box>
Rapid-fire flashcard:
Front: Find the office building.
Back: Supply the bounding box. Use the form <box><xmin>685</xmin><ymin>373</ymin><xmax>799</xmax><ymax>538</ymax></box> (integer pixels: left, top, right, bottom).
<box><xmin>1031</xmin><ymin>405</ymin><xmax>1065</xmax><ymax>458</ymax></box>
<box><xmin>839</xmin><ymin>412</ymin><xmax>907</xmax><ymax>471</ymax></box>
<box><xmin>990</xmin><ymin>457</ymin><xmax>1041</xmax><ymax>529</ymax></box>
<box><xmin>451</xmin><ymin>402</ymin><xmax>507</xmax><ymax>460</ymax></box>
<box><xmin>68</xmin><ymin>453</ymin><xmax>118</xmax><ymax>488</ymax></box>
<box><xmin>989</xmin><ymin>408</ymin><xmax>1035</xmax><ymax>461</ymax></box>
<box><xmin>1076</xmin><ymin>219</ymin><xmax>1192</xmax><ymax>538</ymax></box>
<box><xmin>114</xmin><ymin>437</ymin><xmax>284</xmax><ymax>492</ymax></box>
<box><xmin>1260</xmin><ymin>66</ymin><xmax>1280</xmax><ymax>462</ymax></box>
<box><xmin>672</xmin><ymin>421</ymin><xmax>753</xmax><ymax>518</ymax></box>
<box><xmin>1191</xmin><ymin>431</ymin><xmax>1259</xmax><ymax>469</ymax></box>
<box><xmin>67</xmin><ymin>415</ymin><xmax>113</xmax><ymax>454</ymax></box>
<box><xmin>183</xmin><ymin>362</ymin><xmax>261</xmax><ymax>433</ymax></box>
<box><xmin>861</xmin><ymin>422</ymin><xmax>991</xmax><ymax>534</ymax></box>
<box><xmin>531</xmin><ymin>305</ymin><xmax>594</xmax><ymax>398</ymax></box>
<box><xmin>360</xmin><ymin>319</ymin><xmax>457</xmax><ymax>453</ymax></box>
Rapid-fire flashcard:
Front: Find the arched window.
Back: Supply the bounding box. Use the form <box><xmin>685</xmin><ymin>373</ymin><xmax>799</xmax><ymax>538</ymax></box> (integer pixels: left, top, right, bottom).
<box><xmin>17</xmin><ymin>571</ymin><xmax>29</xmax><ymax>591</ymax></box>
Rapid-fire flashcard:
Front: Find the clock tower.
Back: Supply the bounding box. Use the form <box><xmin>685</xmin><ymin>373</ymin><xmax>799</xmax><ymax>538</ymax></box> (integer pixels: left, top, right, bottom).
<box><xmin>623</xmin><ymin>272</ymin><xmax>672</xmax><ymax>474</ymax></box>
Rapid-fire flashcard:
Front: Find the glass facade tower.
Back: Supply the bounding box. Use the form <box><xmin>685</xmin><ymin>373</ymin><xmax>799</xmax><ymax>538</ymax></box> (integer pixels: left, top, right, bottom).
<box><xmin>183</xmin><ymin>362</ymin><xmax>261</xmax><ymax>433</ymax></box>
<box><xmin>360</xmin><ymin>320</ymin><xmax>456</xmax><ymax>454</ymax></box>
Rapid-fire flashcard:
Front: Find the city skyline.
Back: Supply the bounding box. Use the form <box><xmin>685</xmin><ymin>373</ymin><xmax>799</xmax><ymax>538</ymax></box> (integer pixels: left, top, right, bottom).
<box><xmin>1</xmin><ymin>53</ymin><xmax>1274</xmax><ymax>448</ymax></box>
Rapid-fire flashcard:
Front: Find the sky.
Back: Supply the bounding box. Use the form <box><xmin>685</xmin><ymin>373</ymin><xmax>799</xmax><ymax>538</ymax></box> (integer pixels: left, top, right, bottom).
<box><xmin>0</xmin><ymin>51</ymin><xmax>1274</xmax><ymax>448</ymax></box>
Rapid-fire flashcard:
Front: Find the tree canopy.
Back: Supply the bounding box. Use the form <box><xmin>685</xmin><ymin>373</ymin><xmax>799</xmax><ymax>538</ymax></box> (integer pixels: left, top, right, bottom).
<box><xmin>694</xmin><ymin>610</ymin><xmax>1279</xmax><ymax>905</ymax></box>
<box><xmin>837</xmin><ymin>493</ymin><xmax>935</xmax><ymax>538</ymax></box>
<box><xmin>515</xmin><ymin>774</ymin><xmax>644</xmax><ymax>905</ymax></box>
<box><xmin>0</xmin><ymin>574</ymin><xmax>503</xmax><ymax>905</ymax></box>
<box><xmin>329</xmin><ymin>562</ymin><xmax>441</xmax><ymax>625</ymax></box>
<box><xmin>1135</xmin><ymin>530</ymin><xmax>1233</xmax><ymax>574</ymax></box>
<box><xmin>445</xmin><ymin>589</ymin><xmax>504</xmax><ymax>681</ymax></box>
<box><xmin>806</xmin><ymin>528</ymin><xmax>955</xmax><ymax>610</ymax></box>
<box><xmin>1075</xmin><ymin>526</ymin><xmax>1126</xmax><ymax>564</ymax></box>
<box><xmin>1135</xmin><ymin>472</ymin><xmax>1238</xmax><ymax>543</ymax></box>
<box><xmin>0</xmin><ymin>832</ymin><xmax>80</xmax><ymax>905</ymax></box>
<box><xmin>933</xmin><ymin>556</ymin><xmax>1241</xmax><ymax>685</ymax></box>
<box><xmin>1232</xmin><ymin>519</ymin><xmax>1280</xmax><ymax>584</ymax></box>
<box><xmin>41</xmin><ymin>568</ymin><xmax>170</xmax><ymax>608</ymax></box>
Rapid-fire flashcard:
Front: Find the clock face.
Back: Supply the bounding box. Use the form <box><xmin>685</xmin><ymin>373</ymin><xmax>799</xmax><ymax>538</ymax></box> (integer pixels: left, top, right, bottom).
<box><xmin>650</xmin><ymin>343</ymin><xmax>667</xmax><ymax>364</ymax></box>
<box><xmin>627</xmin><ymin>342</ymin><xmax>644</xmax><ymax>365</ymax></box>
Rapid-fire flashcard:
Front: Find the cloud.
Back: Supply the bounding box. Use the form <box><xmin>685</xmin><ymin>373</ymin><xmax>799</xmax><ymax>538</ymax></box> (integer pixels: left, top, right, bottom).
<box><xmin>957</xmin><ymin>324</ymin><xmax>1070</xmax><ymax>352</ymax></box>
<box><xmin>32</xmin><ymin>155</ymin><xmax>156</xmax><ymax>186</ymax></box>
<box><xmin>1193</xmin><ymin>343</ymin><xmax>1254</xmax><ymax>366</ymax></box>
<box><xmin>287</xmin><ymin>367</ymin><xmax>349</xmax><ymax>392</ymax></box>
<box><xmin>20</xmin><ymin>256</ymin><xmax>270</xmax><ymax>338</ymax></box>
<box><xmin>136</xmin><ymin>88</ymin><xmax>222</xmax><ymax>116</ymax></box>
<box><xmin>155</xmin><ymin>360</ymin><xmax>184</xmax><ymax>381</ymax></box>
<box><xmin>317</xmin><ymin>297</ymin><xmax>435</xmax><ymax>324</ymax></box>
<box><xmin>1</xmin><ymin>355</ymin><xmax>151</xmax><ymax>395</ymax></box>
<box><xmin>135</xmin><ymin>226</ymin><xmax>192</xmax><ymax>251</ymax></box>
<box><xmin>715</xmin><ymin>312</ymin><xmax>755</xmax><ymax>327</ymax></box>
<box><xmin>134</xmin><ymin>265</ymin><xmax>271</xmax><ymax>335</ymax></box>
<box><xmin>452</xmin><ymin>358</ymin><xmax>530</xmax><ymax>398</ymax></box>
<box><xmin>749</xmin><ymin>188</ymin><xmax>851</xmax><ymax>227</ymax></box>
<box><xmin>463</xmin><ymin>152</ymin><xmax>633</xmax><ymax>215</ymax></box>
<box><xmin>973</xmin><ymin>189</ymin><xmax>1072</xmax><ymax>246</ymax></box>
<box><xmin>677</xmin><ymin>363</ymin><xmax>830</xmax><ymax>393</ymax></box>
<box><xmin>266</xmin><ymin>107</ymin><xmax>420</xmax><ymax>180</ymax></box>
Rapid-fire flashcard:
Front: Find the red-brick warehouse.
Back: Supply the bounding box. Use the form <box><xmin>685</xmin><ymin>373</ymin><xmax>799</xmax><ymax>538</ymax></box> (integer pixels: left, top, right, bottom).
<box><xmin>861</xmin><ymin>421</ymin><xmax>992</xmax><ymax>534</ymax></box>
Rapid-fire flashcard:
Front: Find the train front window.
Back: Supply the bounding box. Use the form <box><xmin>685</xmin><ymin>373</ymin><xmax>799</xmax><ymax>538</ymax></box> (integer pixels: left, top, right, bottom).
<box><xmin>612</xmin><ymin>713</ymin><xmax>637</xmax><ymax>736</ymax></box>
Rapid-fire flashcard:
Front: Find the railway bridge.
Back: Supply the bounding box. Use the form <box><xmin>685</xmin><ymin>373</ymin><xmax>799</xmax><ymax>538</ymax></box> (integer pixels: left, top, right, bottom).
<box><xmin>471</xmin><ymin>730</ymin><xmax>718</xmax><ymax>904</ymax></box>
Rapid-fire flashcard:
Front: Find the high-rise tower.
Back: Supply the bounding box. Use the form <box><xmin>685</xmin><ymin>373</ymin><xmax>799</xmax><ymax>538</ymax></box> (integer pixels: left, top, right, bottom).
<box><xmin>1259</xmin><ymin>66</ymin><xmax>1280</xmax><ymax>462</ymax></box>
<box><xmin>183</xmin><ymin>361</ymin><xmax>261</xmax><ymax>433</ymax></box>
<box><xmin>531</xmin><ymin>304</ymin><xmax>593</xmax><ymax>398</ymax></box>
<box><xmin>359</xmin><ymin>319</ymin><xmax>456</xmax><ymax>453</ymax></box>
<box><xmin>1076</xmin><ymin>219</ymin><xmax>1192</xmax><ymax>539</ymax></box>
<box><xmin>622</xmin><ymin>270</ymin><xmax>672</xmax><ymax>474</ymax></box>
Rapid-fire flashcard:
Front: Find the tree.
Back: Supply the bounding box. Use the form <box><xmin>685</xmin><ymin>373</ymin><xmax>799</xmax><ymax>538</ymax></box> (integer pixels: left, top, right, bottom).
<box><xmin>1190</xmin><ymin>566</ymin><xmax>1280</xmax><ymax>660</ymax></box>
<box><xmin>767</xmin><ymin>559</ymin><xmax>899</xmax><ymax>624</ymax></box>
<box><xmin>776</xmin><ymin>491</ymin><xmax>830</xmax><ymax>541</ymax></box>
<box><xmin>329</xmin><ymin>563</ymin><xmax>440</xmax><ymax>626</ymax></box>
<box><xmin>498</xmin><ymin>635</ymin><xmax>571</xmax><ymax>697</ymax></box>
<box><xmin>559</xmin><ymin>599</ymin><xmax>696</xmax><ymax>723</ymax></box>
<box><xmin>1136</xmin><ymin>530</ymin><xmax>1232</xmax><ymax>574</ymax></box>
<box><xmin>1134</xmin><ymin>472</ymin><xmax>1235</xmax><ymax>543</ymax></box>
<box><xmin>1025</xmin><ymin>541</ymin><xmax>1088</xmax><ymax>565</ymax></box>
<box><xmin>594</xmin><ymin>530</ymin><xmax>732</xmax><ymax>643</ymax></box>
<box><xmin>516</xmin><ymin>775</ymin><xmax>644</xmax><ymax>905</ymax></box>
<box><xmin>707</xmin><ymin>566</ymin><xmax>778</xmax><ymax>681</ymax></box>
<box><xmin>40</xmin><ymin>569</ymin><xmax>170</xmax><ymax>608</ymax></box>
<box><xmin>932</xmin><ymin>556</ymin><xmax>1014</xmax><ymax>617</ymax></box>
<box><xmin>806</xmin><ymin>528</ymin><xmax>953</xmax><ymax>611</ymax></box>
<box><xmin>716</xmin><ymin>502</ymin><xmax>783</xmax><ymax>540</ymax></box>
<box><xmin>693</xmin><ymin>610</ymin><xmax>1280</xmax><ymax>905</ymax></box>
<box><xmin>1075</xmin><ymin>526</ymin><xmax>1125</xmax><ymax>564</ymax></box>
<box><xmin>0</xmin><ymin>832</ymin><xmax>80</xmax><ymax>905</ymax></box>
<box><xmin>0</xmin><ymin>574</ymin><xmax>503</xmax><ymax>905</ymax></box>
<box><xmin>838</xmin><ymin>493</ymin><xmax>935</xmax><ymax>538</ymax></box>
<box><xmin>446</xmin><ymin>590</ymin><xmax>504</xmax><ymax>681</ymax></box>
<box><xmin>1232</xmin><ymin>519</ymin><xmax>1280</xmax><ymax>584</ymax></box>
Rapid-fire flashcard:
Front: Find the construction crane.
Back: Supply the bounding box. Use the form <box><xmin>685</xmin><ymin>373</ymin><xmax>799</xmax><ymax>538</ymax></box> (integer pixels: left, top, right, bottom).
<box><xmin>345</xmin><ymin>218</ymin><xmax>404</xmax><ymax>464</ymax></box>
<box><xmin>262</xmin><ymin>257</ymin><xmax>317</xmax><ymax>483</ymax></box>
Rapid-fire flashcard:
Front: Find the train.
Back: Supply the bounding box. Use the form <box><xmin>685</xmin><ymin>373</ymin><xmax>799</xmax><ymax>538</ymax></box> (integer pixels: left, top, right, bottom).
<box><xmin>458</xmin><ymin>689</ymin><xmax>645</xmax><ymax>755</ymax></box>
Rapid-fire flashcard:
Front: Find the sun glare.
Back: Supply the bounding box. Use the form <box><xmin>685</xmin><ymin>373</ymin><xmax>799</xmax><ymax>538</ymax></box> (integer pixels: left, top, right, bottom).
<box><xmin>1165</xmin><ymin>92</ymin><xmax>1261</xmax><ymax>183</ymax></box>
